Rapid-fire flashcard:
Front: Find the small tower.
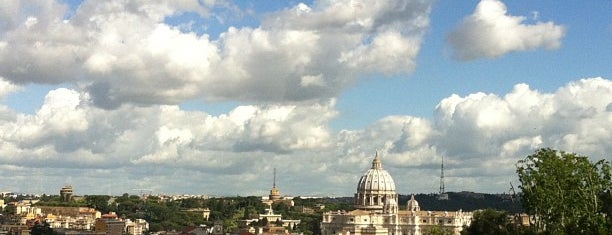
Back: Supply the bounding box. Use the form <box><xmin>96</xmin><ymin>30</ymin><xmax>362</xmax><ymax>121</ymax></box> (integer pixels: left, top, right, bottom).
<box><xmin>437</xmin><ymin>156</ymin><xmax>449</xmax><ymax>200</ymax></box>
<box><xmin>60</xmin><ymin>185</ymin><xmax>73</xmax><ymax>202</ymax></box>
<box><xmin>407</xmin><ymin>194</ymin><xmax>420</xmax><ymax>211</ymax></box>
<box><xmin>269</xmin><ymin>168</ymin><xmax>281</xmax><ymax>201</ymax></box>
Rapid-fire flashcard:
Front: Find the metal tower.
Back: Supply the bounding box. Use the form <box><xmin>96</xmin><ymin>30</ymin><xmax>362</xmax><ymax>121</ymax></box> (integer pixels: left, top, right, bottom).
<box><xmin>438</xmin><ymin>156</ymin><xmax>449</xmax><ymax>200</ymax></box>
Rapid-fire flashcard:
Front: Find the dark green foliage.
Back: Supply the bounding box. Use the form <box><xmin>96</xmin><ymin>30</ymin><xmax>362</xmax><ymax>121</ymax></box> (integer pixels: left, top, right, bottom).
<box><xmin>2</xmin><ymin>204</ymin><xmax>16</xmax><ymax>215</ymax></box>
<box><xmin>273</xmin><ymin>218</ymin><xmax>282</xmax><ymax>226</ymax></box>
<box><xmin>31</xmin><ymin>222</ymin><xmax>54</xmax><ymax>235</ymax></box>
<box><xmin>462</xmin><ymin>209</ymin><xmax>509</xmax><ymax>235</ymax></box>
<box><xmin>250</xmin><ymin>217</ymin><xmax>268</xmax><ymax>227</ymax></box>
<box><xmin>517</xmin><ymin>148</ymin><xmax>612</xmax><ymax>234</ymax></box>
<box><xmin>400</xmin><ymin>193</ymin><xmax>522</xmax><ymax>213</ymax></box>
<box><xmin>289</xmin><ymin>211</ymin><xmax>321</xmax><ymax>234</ymax></box>
<box><xmin>460</xmin><ymin>209</ymin><xmax>536</xmax><ymax>235</ymax></box>
<box><xmin>426</xmin><ymin>225</ymin><xmax>453</xmax><ymax>235</ymax></box>
<box><xmin>84</xmin><ymin>195</ymin><xmax>114</xmax><ymax>213</ymax></box>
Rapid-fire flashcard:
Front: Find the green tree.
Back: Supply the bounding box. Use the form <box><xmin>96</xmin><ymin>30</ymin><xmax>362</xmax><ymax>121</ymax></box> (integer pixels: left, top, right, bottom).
<box><xmin>275</xmin><ymin>218</ymin><xmax>283</xmax><ymax>226</ymax></box>
<box><xmin>31</xmin><ymin>222</ymin><xmax>54</xmax><ymax>235</ymax></box>
<box><xmin>426</xmin><ymin>225</ymin><xmax>452</xmax><ymax>235</ymax></box>
<box><xmin>461</xmin><ymin>209</ymin><xmax>516</xmax><ymax>235</ymax></box>
<box><xmin>260</xmin><ymin>217</ymin><xmax>269</xmax><ymax>226</ymax></box>
<box><xmin>517</xmin><ymin>148</ymin><xmax>612</xmax><ymax>234</ymax></box>
<box><xmin>3</xmin><ymin>204</ymin><xmax>16</xmax><ymax>215</ymax></box>
<box><xmin>84</xmin><ymin>195</ymin><xmax>112</xmax><ymax>213</ymax></box>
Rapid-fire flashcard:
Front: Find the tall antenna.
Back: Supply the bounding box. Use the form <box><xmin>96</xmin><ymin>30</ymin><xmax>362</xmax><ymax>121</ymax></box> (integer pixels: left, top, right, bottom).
<box><xmin>273</xmin><ymin>168</ymin><xmax>277</xmax><ymax>188</ymax></box>
<box><xmin>269</xmin><ymin>167</ymin><xmax>281</xmax><ymax>201</ymax></box>
<box><xmin>438</xmin><ymin>156</ymin><xmax>449</xmax><ymax>200</ymax></box>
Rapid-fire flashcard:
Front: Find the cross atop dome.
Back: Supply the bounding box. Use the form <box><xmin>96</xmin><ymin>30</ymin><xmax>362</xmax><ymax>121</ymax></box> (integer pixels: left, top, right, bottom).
<box><xmin>371</xmin><ymin>151</ymin><xmax>383</xmax><ymax>170</ymax></box>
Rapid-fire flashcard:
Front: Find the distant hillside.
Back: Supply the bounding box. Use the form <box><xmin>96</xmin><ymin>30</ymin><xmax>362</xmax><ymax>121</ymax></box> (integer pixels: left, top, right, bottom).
<box><xmin>318</xmin><ymin>192</ymin><xmax>522</xmax><ymax>213</ymax></box>
<box><xmin>399</xmin><ymin>192</ymin><xmax>523</xmax><ymax>213</ymax></box>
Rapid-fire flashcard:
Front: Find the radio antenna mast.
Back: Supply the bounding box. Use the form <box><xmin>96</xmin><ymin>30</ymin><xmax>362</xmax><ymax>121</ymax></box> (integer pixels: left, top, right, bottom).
<box><xmin>438</xmin><ymin>156</ymin><xmax>449</xmax><ymax>200</ymax></box>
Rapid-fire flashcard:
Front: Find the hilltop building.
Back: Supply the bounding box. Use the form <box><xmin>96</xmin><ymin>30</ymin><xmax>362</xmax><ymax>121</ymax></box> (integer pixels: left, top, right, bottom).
<box><xmin>60</xmin><ymin>186</ymin><xmax>74</xmax><ymax>202</ymax></box>
<box><xmin>320</xmin><ymin>153</ymin><xmax>472</xmax><ymax>235</ymax></box>
<box><xmin>262</xmin><ymin>169</ymin><xmax>294</xmax><ymax>207</ymax></box>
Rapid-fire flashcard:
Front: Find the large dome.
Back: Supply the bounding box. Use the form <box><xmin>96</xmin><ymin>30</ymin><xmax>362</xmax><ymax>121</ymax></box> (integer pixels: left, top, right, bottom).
<box><xmin>357</xmin><ymin>160</ymin><xmax>396</xmax><ymax>192</ymax></box>
<box><xmin>354</xmin><ymin>153</ymin><xmax>398</xmax><ymax>211</ymax></box>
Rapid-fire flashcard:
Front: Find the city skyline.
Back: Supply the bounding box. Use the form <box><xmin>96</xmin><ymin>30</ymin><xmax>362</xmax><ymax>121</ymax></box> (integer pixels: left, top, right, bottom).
<box><xmin>0</xmin><ymin>0</ymin><xmax>610</xmax><ymax>196</ymax></box>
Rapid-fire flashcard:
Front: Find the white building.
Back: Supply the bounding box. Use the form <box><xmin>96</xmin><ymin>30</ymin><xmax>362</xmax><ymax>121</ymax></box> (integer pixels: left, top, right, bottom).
<box><xmin>321</xmin><ymin>153</ymin><xmax>472</xmax><ymax>235</ymax></box>
<box><xmin>239</xmin><ymin>204</ymin><xmax>301</xmax><ymax>229</ymax></box>
<box><xmin>125</xmin><ymin>218</ymin><xmax>149</xmax><ymax>235</ymax></box>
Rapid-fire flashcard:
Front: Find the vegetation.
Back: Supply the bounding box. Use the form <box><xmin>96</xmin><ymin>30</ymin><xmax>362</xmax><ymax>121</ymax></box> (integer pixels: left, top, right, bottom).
<box><xmin>30</xmin><ymin>194</ymin><xmax>330</xmax><ymax>233</ymax></box>
<box><xmin>461</xmin><ymin>209</ymin><xmax>534</xmax><ymax>235</ymax></box>
<box><xmin>517</xmin><ymin>148</ymin><xmax>611</xmax><ymax>234</ymax></box>
<box><xmin>463</xmin><ymin>148</ymin><xmax>611</xmax><ymax>235</ymax></box>
<box><xmin>30</xmin><ymin>221</ymin><xmax>56</xmax><ymax>235</ymax></box>
<box><xmin>399</xmin><ymin>193</ymin><xmax>522</xmax><ymax>213</ymax></box>
<box><xmin>426</xmin><ymin>225</ymin><xmax>453</xmax><ymax>235</ymax></box>
<box><xmin>2</xmin><ymin>204</ymin><xmax>16</xmax><ymax>215</ymax></box>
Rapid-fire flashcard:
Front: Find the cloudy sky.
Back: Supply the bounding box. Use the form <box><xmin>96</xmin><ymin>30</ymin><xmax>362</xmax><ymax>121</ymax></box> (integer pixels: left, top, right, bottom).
<box><xmin>0</xmin><ymin>0</ymin><xmax>610</xmax><ymax>197</ymax></box>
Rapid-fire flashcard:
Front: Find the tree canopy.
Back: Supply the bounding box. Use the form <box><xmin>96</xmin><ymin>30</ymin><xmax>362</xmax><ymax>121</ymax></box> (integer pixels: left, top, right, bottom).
<box><xmin>516</xmin><ymin>148</ymin><xmax>611</xmax><ymax>234</ymax></box>
<box><xmin>461</xmin><ymin>209</ymin><xmax>535</xmax><ymax>235</ymax></box>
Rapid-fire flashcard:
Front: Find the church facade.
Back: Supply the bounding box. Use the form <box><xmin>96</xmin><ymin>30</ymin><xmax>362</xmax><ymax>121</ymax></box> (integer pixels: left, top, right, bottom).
<box><xmin>320</xmin><ymin>154</ymin><xmax>472</xmax><ymax>235</ymax></box>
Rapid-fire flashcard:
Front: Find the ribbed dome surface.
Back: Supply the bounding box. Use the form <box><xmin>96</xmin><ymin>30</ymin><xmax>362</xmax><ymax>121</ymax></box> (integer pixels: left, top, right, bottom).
<box><xmin>356</xmin><ymin>153</ymin><xmax>396</xmax><ymax>192</ymax></box>
<box><xmin>357</xmin><ymin>168</ymin><xmax>396</xmax><ymax>191</ymax></box>
<box><xmin>354</xmin><ymin>153</ymin><xmax>398</xmax><ymax>211</ymax></box>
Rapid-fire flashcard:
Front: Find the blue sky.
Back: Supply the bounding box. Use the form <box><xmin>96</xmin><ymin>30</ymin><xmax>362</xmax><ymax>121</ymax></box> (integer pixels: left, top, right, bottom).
<box><xmin>335</xmin><ymin>0</ymin><xmax>611</xmax><ymax>129</ymax></box>
<box><xmin>0</xmin><ymin>0</ymin><xmax>610</xmax><ymax>196</ymax></box>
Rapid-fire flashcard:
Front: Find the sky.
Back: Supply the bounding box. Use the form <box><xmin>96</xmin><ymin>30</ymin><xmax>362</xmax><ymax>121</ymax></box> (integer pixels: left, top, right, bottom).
<box><xmin>0</xmin><ymin>0</ymin><xmax>610</xmax><ymax>197</ymax></box>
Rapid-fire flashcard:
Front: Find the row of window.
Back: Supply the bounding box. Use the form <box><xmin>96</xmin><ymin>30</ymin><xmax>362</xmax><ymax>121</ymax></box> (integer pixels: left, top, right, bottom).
<box><xmin>331</xmin><ymin>217</ymin><xmax>453</xmax><ymax>224</ymax></box>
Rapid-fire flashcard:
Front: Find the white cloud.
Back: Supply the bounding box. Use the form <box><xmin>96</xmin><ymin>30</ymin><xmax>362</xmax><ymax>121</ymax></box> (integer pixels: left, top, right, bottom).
<box><xmin>0</xmin><ymin>78</ymin><xmax>610</xmax><ymax>195</ymax></box>
<box><xmin>0</xmin><ymin>78</ymin><xmax>21</xmax><ymax>98</ymax></box>
<box><xmin>429</xmin><ymin>77</ymin><xmax>611</xmax><ymax>186</ymax></box>
<box><xmin>0</xmin><ymin>88</ymin><xmax>337</xmax><ymax>170</ymax></box>
<box><xmin>0</xmin><ymin>0</ymin><xmax>432</xmax><ymax>108</ymax></box>
<box><xmin>448</xmin><ymin>0</ymin><xmax>566</xmax><ymax>60</ymax></box>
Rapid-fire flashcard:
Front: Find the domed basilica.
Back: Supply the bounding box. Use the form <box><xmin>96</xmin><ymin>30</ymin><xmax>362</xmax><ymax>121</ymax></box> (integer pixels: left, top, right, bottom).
<box><xmin>321</xmin><ymin>153</ymin><xmax>472</xmax><ymax>235</ymax></box>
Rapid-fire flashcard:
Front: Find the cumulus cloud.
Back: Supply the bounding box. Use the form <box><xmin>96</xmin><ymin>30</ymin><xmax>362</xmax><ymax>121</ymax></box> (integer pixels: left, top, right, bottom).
<box><xmin>0</xmin><ymin>0</ymin><xmax>432</xmax><ymax>108</ymax></box>
<box><xmin>330</xmin><ymin>77</ymin><xmax>612</xmax><ymax>193</ymax></box>
<box><xmin>0</xmin><ymin>77</ymin><xmax>610</xmax><ymax>195</ymax></box>
<box><xmin>0</xmin><ymin>78</ymin><xmax>21</xmax><ymax>98</ymax></box>
<box><xmin>448</xmin><ymin>0</ymin><xmax>566</xmax><ymax>60</ymax></box>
